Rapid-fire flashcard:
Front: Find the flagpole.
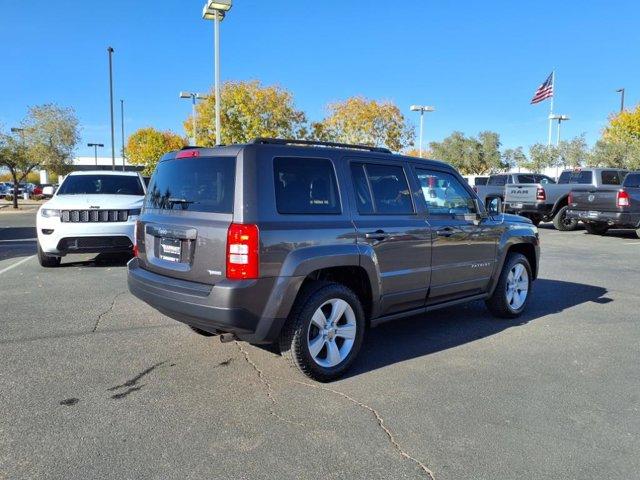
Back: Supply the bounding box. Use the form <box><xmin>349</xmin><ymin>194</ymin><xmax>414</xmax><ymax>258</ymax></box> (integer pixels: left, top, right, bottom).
<box><xmin>547</xmin><ymin>70</ymin><xmax>555</xmax><ymax>146</ymax></box>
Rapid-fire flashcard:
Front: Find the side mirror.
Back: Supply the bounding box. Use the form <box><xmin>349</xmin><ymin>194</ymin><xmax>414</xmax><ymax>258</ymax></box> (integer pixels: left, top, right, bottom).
<box><xmin>487</xmin><ymin>196</ymin><xmax>503</xmax><ymax>216</ymax></box>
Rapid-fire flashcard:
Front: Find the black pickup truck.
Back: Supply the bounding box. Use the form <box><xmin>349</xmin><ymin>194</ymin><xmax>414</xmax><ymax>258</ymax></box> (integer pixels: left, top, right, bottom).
<box><xmin>567</xmin><ymin>171</ymin><xmax>640</xmax><ymax>237</ymax></box>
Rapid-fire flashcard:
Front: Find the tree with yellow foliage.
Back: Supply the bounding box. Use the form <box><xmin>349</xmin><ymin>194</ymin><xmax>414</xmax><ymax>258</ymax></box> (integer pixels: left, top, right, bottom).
<box><xmin>184</xmin><ymin>80</ymin><xmax>307</xmax><ymax>146</ymax></box>
<box><xmin>126</xmin><ymin>127</ymin><xmax>187</xmax><ymax>175</ymax></box>
<box><xmin>312</xmin><ymin>97</ymin><xmax>414</xmax><ymax>152</ymax></box>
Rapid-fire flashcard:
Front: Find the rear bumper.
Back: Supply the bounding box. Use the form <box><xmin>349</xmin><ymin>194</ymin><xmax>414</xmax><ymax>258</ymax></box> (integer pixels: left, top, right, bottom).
<box><xmin>127</xmin><ymin>257</ymin><xmax>304</xmax><ymax>343</ymax></box>
<box><xmin>566</xmin><ymin>209</ymin><xmax>640</xmax><ymax>227</ymax></box>
<box><xmin>504</xmin><ymin>202</ymin><xmax>552</xmax><ymax>216</ymax></box>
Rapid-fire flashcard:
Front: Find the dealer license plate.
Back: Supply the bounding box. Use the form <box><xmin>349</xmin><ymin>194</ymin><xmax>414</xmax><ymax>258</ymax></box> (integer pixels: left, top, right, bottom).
<box><xmin>159</xmin><ymin>237</ymin><xmax>181</xmax><ymax>262</ymax></box>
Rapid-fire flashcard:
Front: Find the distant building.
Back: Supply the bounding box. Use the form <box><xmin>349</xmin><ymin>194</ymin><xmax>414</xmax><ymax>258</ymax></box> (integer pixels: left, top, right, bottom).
<box><xmin>40</xmin><ymin>156</ymin><xmax>144</xmax><ymax>183</ymax></box>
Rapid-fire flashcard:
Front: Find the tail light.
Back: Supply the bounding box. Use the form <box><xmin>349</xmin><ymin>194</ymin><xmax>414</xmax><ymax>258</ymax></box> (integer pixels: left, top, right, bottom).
<box><xmin>617</xmin><ymin>190</ymin><xmax>630</xmax><ymax>207</ymax></box>
<box><xmin>227</xmin><ymin>223</ymin><xmax>259</xmax><ymax>280</ymax></box>
<box><xmin>133</xmin><ymin>220</ymin><xmax>141</xmax><ymax>257</ymax></box>
<box><xmin>536</xmin><ymin>187</ymin><xmax>546</xmax><ymax>201</ymax></box>
<box><xmin>567</xmin><ymin>192</ymin><xmax>573</xmax><ymax>205</ymax></box>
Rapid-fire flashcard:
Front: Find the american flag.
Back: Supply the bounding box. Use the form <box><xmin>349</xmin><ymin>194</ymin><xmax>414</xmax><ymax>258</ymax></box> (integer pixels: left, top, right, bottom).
<box><xmin>531</xmin><ymin>72</ymin><xmax>554</xmax><ymax>104</ymax></box>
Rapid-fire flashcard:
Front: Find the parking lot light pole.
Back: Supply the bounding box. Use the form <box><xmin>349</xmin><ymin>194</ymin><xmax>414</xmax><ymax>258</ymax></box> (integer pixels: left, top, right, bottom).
<box><xmin>549</xmin><ymin>114</ymin><xmax>570</xmax><ymax>146</ymax></box>
<box><xmin>120</xmin><ymin>100</ymin><xmax>126</xmax><ymax>171</ymax></box>
<box><xmin>180</xmin><ymin>92</ymin><xmax>208</xmax><ymax>145</ymax></box>
<box><xmin>616</xmin><ymin>88</ymin><xmax>625</xmax><ymax>113</ymax></box>
<box><xmin>202</xmin><ymin>0</ymin><xmax>232</xmax><ymax>145</ymax></box>
<box><xmin>410</xmin><ymin>105</ymin><xmax>435</xmax><ymax>157</ymax></box>
<box><xmin>87</xmin><ymin>143</ymin><xmax>105</xmax><ymax>166</ymax></box>
<box><xmin>107</xmin><ymin>47</ymin><xmax>116</xmax><ymax>171</ymax></box>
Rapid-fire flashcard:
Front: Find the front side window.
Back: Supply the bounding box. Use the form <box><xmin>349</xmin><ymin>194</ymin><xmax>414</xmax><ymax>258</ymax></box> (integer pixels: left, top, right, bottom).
<box><xmin>274</xmin><ymin>157</ymin><xmax>341</xmax><ymax>214</ymax></box>
<box><xmin>58</xmin><ymin>175</ymin><xmax>144</xmax><ymax>196</ymax></box>
<box><xmin>416</xmin><ymin>169</ymin><xmax>476</xmax><ymax>217</ymax></box>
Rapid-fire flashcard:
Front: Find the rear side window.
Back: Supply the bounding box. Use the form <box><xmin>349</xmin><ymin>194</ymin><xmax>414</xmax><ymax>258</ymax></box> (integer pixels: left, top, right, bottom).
<box><xmin>558</xmin><ymin>170</ymin><xmax>593</xmax><ymax>184</ymax></box>
<box><xmin>274</xmin><ymin>157</ymin><xmax>340</xmax><ymax>214</ymax></box>
<box><xmin>145</xmin><ymin>157</ymin><xmax>235</xmax><ymax>213</ymax></box>
<box><xmin>488</xmin><ymin>175</ymin><xmax>507</xmax><ymax>186</ymax></box>
<box><xmin>623</xmin><ymin>173</ymin><xmax>640</xmax><ymax>188</ymax></box>
<box><xmin>601</xmin><ymin>170</ymin><xmax>624</xmax><ymax>185</ymax></box>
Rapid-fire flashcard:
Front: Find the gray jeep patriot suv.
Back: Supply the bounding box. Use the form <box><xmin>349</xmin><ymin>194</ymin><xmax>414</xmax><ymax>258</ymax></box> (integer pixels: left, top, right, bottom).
<box><xmin>128</xmin><ymin>138</ymin><xmax>540</xmax><ymax>381</ymax></box>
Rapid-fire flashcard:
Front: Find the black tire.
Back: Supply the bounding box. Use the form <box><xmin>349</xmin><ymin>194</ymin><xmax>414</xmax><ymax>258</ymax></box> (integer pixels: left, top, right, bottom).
<box><xmin>485</xmin><ymin>253</ymin><xmax>532</xmax><ymax>319</ymax></box>
<box><xmin>526</xmin><ymin>214</ymin><xmax>542</xmax><ymax>226</ymax></box>
<box><xmin>189</xmin><ymin>326</ymin><xmax>216</xmax><ymax>337</ymax></box>
<box><xmin>552</xmin><ymin>205</ymin><xmax>578</xmax><ymax>231</ymax></box>
<box><xmin>584</xmin><ymin>222</ymin><xmax>609</xmax><ymax>235</ymax></box>
<box><xmin>279</xmin><ymin>281</ymin><xmax>365</xmax><ymax>382</ymax></box>
<box><xmin>37</xmin><ymin>242</ymin><xmax>61</xmax><ymax>268</ymax></box>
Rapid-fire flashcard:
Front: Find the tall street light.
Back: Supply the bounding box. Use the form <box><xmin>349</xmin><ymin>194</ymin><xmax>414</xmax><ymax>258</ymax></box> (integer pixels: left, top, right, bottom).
<box><xmin>87</xmin><ymin>143</ymin><xmax>105</xmax><ymax>166</ymax></box>
<box><xmin>120</xmin><ymin>99</ymin><xmax>126</xmax><ymax>171</ymax></box>
<box><xmin>549</xmin><ymin>114</ymin><xmax>570</xmax><ymax>146</ymax></box>
<box><xmin>410</xmin><ymin>105</ymin><xmax>435</xmax><ymax>157</ymax></box>
<box><xmin>616</xmin><ymin>88</ymin><xmax>625</xmax><ymax>113</ymax></box>
<box><xmin>202</xmin><ymin>0</ymin><xmax>232</xmax><ymax>145</ymax></box>
<box><xmin>107</xmin><ymin>46</ymin><xmax>116</xmax><ymax>171</ymax></box>
<box><xmin>180</xmin><ymin>92</ymin><xmax>208</xmax><ymax>145</ymax></box>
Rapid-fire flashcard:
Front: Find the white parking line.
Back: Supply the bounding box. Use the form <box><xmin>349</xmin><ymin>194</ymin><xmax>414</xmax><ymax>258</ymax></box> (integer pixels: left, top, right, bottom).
<box><xmin>0</xmin><ymin>238</ymin><xmax>37</xmax><ymax>242</ymax></box>
<box><xmin>0</xmin><ymin>255</ymin><xmax>35</xmax><ymax>275</ymax></box>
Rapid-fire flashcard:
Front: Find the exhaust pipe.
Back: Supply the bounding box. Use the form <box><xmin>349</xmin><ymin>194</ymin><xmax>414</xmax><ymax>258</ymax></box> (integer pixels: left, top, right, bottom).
<box><xmin>219</xmin><ymin>333</ymin><xmax>238</xmax><ymax>343</ymax></box>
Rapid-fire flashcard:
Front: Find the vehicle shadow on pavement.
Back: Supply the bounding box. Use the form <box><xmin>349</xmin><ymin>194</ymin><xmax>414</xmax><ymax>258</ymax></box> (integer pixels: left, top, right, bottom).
<box><xmin>596</xmin><ymin>229</ymin><xmax>638</xmax><ymax>239</ymax></box>
<box><xmin>59</xmin><ymin>252</ymin><xmax>133</xmax><ymax>268</ymax></box>
<box><xmin>0</xmin><ymin>226</ymin><xmax>37</xmax><ymax>261</ymax></box>
<box><xmin>346</xmin><ymin>279</ymin><xmax>610</xmax><ymax>378</ymax></box>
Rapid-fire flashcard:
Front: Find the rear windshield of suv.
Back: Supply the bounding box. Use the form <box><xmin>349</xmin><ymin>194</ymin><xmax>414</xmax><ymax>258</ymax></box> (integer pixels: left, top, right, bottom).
<box><xmin>145</xmin><ymin>157</ymin><xmax>235</xmax><ymax>213</ymax></box>
<box><xmin>558</xmin><ymin>170</ymin><xmax>593</xmax><ymax>184</ymax></box>
<box><xmin>57</xmin><ymin>175</ymin><xmax>144</xmax><ymax>195</ymax></box>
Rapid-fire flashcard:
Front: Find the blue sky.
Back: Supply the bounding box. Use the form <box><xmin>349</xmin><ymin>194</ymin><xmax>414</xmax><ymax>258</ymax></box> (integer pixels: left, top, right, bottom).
<box><xmin>1</xmin><ymin>0</ymin><xmax>638</xmax><ymax>157</ymax></box>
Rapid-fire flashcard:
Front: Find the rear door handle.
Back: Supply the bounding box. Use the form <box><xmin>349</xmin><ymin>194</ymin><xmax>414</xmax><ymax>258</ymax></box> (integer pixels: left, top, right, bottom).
<box><xmin>365</xmin><ymin>230</ymin><xmax>390</xmax><ymax>240</ymax></box>
<box><xmin>436</xmin><ymin>227</ymin><xmax>456</xmax><ymax>237</ymax></box>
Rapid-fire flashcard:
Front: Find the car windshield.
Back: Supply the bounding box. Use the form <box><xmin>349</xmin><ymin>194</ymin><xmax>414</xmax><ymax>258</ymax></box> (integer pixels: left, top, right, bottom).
<box><xmin>57</xmin><ymin>175</ymin><xmax>144</xmax><ymax>195</ymax></box>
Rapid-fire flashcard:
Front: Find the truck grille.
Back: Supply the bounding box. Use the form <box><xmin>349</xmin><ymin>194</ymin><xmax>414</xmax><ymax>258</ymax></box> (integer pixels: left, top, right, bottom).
<box><xmin>60</xmin><ymin>209</ymin><xmax>129</xmax><ymax>223</ymax></box>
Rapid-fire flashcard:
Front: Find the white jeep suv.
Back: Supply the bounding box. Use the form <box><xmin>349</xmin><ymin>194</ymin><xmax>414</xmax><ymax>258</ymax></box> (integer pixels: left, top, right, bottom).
<box><xmin>36</xmin><ymin>171</ymin><xmax>146</xmax><ymax>267</ymax></box>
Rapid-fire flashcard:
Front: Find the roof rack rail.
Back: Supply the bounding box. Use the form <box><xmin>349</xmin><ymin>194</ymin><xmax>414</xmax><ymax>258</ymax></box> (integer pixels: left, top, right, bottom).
<box><xmin>249</xmin><ymin>138</ymin><xmax>392</xmax><ymax>154</ymax></box>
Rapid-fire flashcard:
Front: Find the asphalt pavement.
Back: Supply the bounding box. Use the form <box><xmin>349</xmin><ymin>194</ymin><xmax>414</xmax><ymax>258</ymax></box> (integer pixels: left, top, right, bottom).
<box><xmin>1</xmin><ymin>210</ymin><xmax>638</xmax><ymax>480</ymax></box>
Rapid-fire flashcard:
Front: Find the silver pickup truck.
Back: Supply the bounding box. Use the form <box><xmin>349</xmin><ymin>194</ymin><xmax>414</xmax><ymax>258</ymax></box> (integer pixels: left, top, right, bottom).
<box><xmin>504</xmin><ymin>168</ymin><xmax>629</xmax><ymax>230</ymax></box>
<box><xmin>475</xmin><ymin>172</ymin><xmax>555</xmax><ymax>207</ymax></box>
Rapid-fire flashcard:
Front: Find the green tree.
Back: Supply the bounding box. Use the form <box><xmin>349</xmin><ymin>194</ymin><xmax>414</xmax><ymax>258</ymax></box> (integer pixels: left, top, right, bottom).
<box><xmin>184</xmin><ymin>80</ymin><xmax>307</xmax><ymax>146</ymax></box>
<box><xmin>591</xmin><ymin>134</ymin><xmax>640</xmax><ymax>170</ymax></box>
<box><xmin>0</xmin><ymin>104</ymin><xmax>79</xmax><ymax>208</ymax></box>
<box><xmin>522</xmin><ymin>143</ymin><xmax>558</xmax><ymax>172</ymax></box>
<box><xmin>312</xmin><ymin>96</ymin><xmax>414</xmax><ymax>152</ymax></box>
<box><xmin>428</xmin><ymin>131</ymin><xmax>505</xmax><ymax>174</ymax></box>
<box><xmin>502</xmin><ymin>147</ymin><xmax>527</xmax><ymax>171</ymax></box>
<box><xmin>126</xmin><ymin>127</ymin><xmax>187</xmax><ymax>175</ymax></box>
<box><xmin>557</xmin><ymin>135</ymin><xmax>589</xmax><ymax>168</ymax></box>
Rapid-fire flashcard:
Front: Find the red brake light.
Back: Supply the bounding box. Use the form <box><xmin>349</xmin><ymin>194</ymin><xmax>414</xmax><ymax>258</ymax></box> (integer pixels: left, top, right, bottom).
<box><xmin>176</xmin><ymin>149</ymin><xmax>200</xmax><ymax>159</ymax></box>
<box><xmin>133</xmin><ymin>220</ymin><xmax>141</xmax><ymax>257</ymax></box>
<box><xmin>617</xmin><ymin>190</ymin><xmax>630</xmax><ymax>207</ymax></box>
<box><xmin>227</xmin><ymin>223</ymin><xmax>259</xmax><ymax>280</ymax></box>
<box><xmin>536</xmin><ymin>187</ymin><xmax>546</xmax><ymax>201</ymax></box>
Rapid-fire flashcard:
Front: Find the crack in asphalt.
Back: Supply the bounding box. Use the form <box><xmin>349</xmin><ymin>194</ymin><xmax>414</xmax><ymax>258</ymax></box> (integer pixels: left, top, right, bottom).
<box><xmin>92</xmin><ymin>291</ymin><xmax>127</xmax><ymax>333</ymax></box>
<box><xmin>234</xmin><ymin>342</ymin><xmax>303</xmax><ymax>426</ymax></box>
<box><xmin>290</xmin><ymin>379</ymin><xmax>436</xmax><ymax>480</ymax></box>
<box><xmin>235</xmin><ymin>343</ymin><xmax>435</xmax><ymax>479</ymax></box>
